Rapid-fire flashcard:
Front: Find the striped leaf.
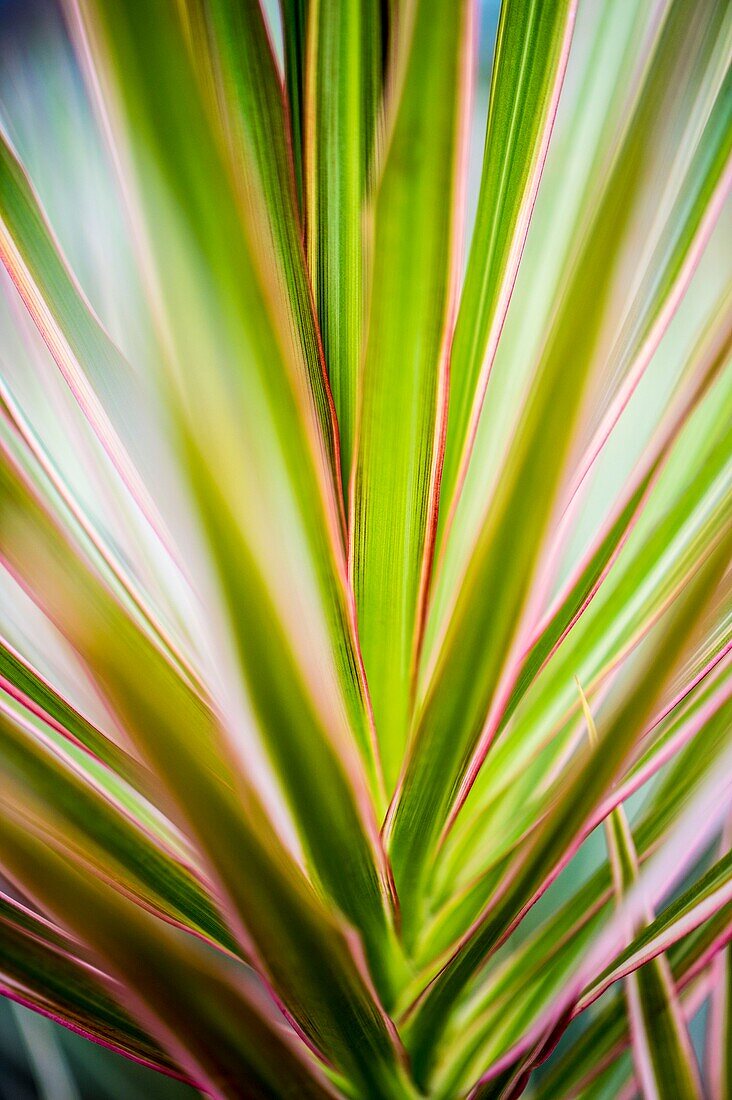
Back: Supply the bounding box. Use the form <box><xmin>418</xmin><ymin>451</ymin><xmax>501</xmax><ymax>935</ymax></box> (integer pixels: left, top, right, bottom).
<box><xmin>580</xmin><ymin>686</ymin><xmax>703</xmax><ymax>1099</ymax></box>
<box><xmin>0</xmin><ymin>0</ymin><xmax>729</xmax><ymax>1095</ymax></box>
<box><xmin>350</xmin><ymin>0</ymin><xmax>474</xmax><ymax>788</ymax></box>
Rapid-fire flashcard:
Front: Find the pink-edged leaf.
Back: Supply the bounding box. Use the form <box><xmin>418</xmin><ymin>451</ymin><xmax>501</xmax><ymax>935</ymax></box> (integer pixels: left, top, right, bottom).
<box><xmin>706</xmin><ymin>898</ymin><xmax>732</xmax><ymax>1099</ymax></box>
<box><xmin>0</xmin><ymin>794</ymin><xmax>338</xmax><ymax>1099</ymax></box>
<box><xmin>436</xmin><ymin>0</ymin><xmax>577</xmax><ymax>556</ymax></box>
<box><xmin>405</xmin><ymin>533</ymin><xmax>730</xmax><ymax>1088</ymax></box>
<box><xmin>350</xmin><ymin>0</ymin><xmax>475</xmax><ymax>789</ymax></box>
<box><xmin>471</xmin><ymin>736</ymin><xmax>732</xmax><ymax>1093</ymax></box>
<box><xmin>0</xmin><ymin>889</ymin><xmax>185</xmax><ymax>1083</ymax></box>
<box><xmin>0</xmin><ymin>425</ymin><xmax>408</xmax><ymax>1094</ymax></box>
<box><xmin>0</xmin><ymin>129</ymin><xmax>178</xmax><ymax>569</ymax></box>
<box><xmin>0</xmin><ymin>633</ymin><xmax>147</xmax><ymax>793</ymax></box>
<box><xmin>490</xmin><ymin>299</ymin><xmax>732</xmax><ymax>745</ymax></box>
<box><xmin>535</xmin><ymin>967</ymin><xmax>714</xmax><ymax>1099</ymax></box>
<box><xmin>581</xmin><ymin>685</ymin><xmax>703</xmax><ymax>1099</ymax></box>
<box><xmin>388</xmin><ymin>0</ymin><xmax>732</xmax><ymax>930</ymax></box>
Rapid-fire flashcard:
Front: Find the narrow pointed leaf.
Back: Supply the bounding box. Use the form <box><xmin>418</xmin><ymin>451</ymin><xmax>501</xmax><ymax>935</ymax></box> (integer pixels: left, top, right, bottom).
<box><xmin>281</xmin><ymin>0</ymin><xmax>309</xmax><ymax>212</ymax></box>
<box><xmin>421</xmin><ymin>650</ymin><xmax>728</xmax><ymax>993</ymax></box>
<box><xmin>582</xmin><ymin>687</ymin><xmax>703</xmax><ymax>1099</ymax></box>
<box><xmin>185</xmin><ymin>439</ymin><xmax>401</xmax><ymax>1004</ymax></box>
<box><xmin>437</xmin><ymin>324</ymin><xmax>732</xmax><ymax>880</ymax></box>
<box><xmin>0</xmin><ymin>429</ymin><xmax>407</xmax><ymax>1095</ymax></box>
<box><xmin>464</xmin><ymin>738</ymin><xmax>732</xmax><ymax>1094</ymax></box>
<box><xmin>0</xmin><ymin>797</ymin><xmax>337</xmax><ymax>1100</ymax></box>
<box><xmin>0</xmin><ymin>636</ymin><xmax>146</xmax><ymax>793</ymax></box>
<box><xmin>305</xmin><ymin>0</ymin><xmax>383</xmax><ymax>482</ymax></box>
<box><xmin>580</xmin><ymin>850</ymin><xmax>732</xmax><ymax>1013</ymax></box>
<box><xmin>437</xmin><ymin>0</ymin><xmax>576</xmax><ymax>547</ymax></box>
<box><xmin>497</xmin><ymin>302</ymin><xmax>732</xmax><ymax>736</ymax></box>
<box><xmin>0</xmin><ymin>130</ymin><xmax>174</xmax><ymax>559</ymax></box>
<box><xmin>0</xmin><ymin>699</ymin><xmax>234</xmax><ymax>953</ymax></box>
<box><xmin>69</xmin><ymin>0</ymin><xmax>383</xmax><ymax>804</ymax></box>
<box><xmin>179</xmin><ymin>0</ymin><xmax>343</xmax><ymax>494</ymax></box>
<box><xmin>389</xmin><ymin>0</ymin><xmax>732</xmax><ymax>927</ymax></box>
<box><xmin>406</xmin><ymin>534</ymin><xmax>730</xmax><ymax>1086</ymax></box>
<box><xmin>541</xmin><ymin>926</ymin><xmax>729</xmax><ymax>1098</ymax></box>
<box><xmin>707</xmin><ymin>916</ymin><xmax>732</xmax><ymax>1100</ymax></box>
<box><xmin>351</xmin><ymin>0</ymin><xmax>474</xmax><ymax>788</ymax></box>
<box><xmin>0</xmin><ymin>891</ymin><xmax>184</xmax><ymax>1082</ymax></box>
<box><xmin>438</xmin><ymin>686</ymin><xmax>731</xmax><ymax>1094</ymax></box>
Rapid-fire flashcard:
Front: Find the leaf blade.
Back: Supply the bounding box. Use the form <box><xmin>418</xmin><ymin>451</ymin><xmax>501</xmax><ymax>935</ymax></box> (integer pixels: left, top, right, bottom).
<box><xmin>389</xmin><ymin>0</ymin><xmax>732</xmax><ymax>926</ymax></box>
<box><xmin>582</xmin><ymin>687</ymin><xmax>703</xmax><ymax>1099</ymax></box>
<box><xmin>351</xmin><ymin>0</ymin><xmax>474</xmax><ymax>788</ymax></box>
<box><xmin>437</xmin><ymin>0</ymin><xmax>577</xmax><ymax>551</ymax></box>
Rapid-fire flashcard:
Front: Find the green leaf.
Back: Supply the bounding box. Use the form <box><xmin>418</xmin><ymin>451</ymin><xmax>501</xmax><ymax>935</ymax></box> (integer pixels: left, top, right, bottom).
<box><xmin>706</xmin><ymin>889</ymin><xmax>732</xmax><ymax>1100</ymax></box>
<box><xmin>427</xmin><ymin>301</ymin><xmax>731</xmax><ymax>918</ymax></box>
<box><xmin>437</xmin><ymin>0</ymin><xmax>576</xmax><ymax>551</ymax></box>
<box><xmin>0</xmin><ymin>702</ymin><xmax>235</xmax><ymax>953</ymax></box>
<box><xmin>427</xmin><ymin>302</ymin><xmax>732</xmax><ymax>907</ymax></box>
<box><xmin>0</xmin><ymin>426</ymin><xmax>408</xmax><ymax>1096</ymax></box>
<box><xmin>405</xmin><ymin>532</ymin><xmax>730</xmax><ymax>1087</ymax></box>
<box><xmin>70</xmin><ymin>0</ymin><xmax>384</xmax><ymax>805</ymax></box>
<box><xmin>179</xmin><ymin>0</ymin><xmax>344</xmax><ymax>496</ymax></box>
<box><xmin>451</xmin><ymin>712</ymin><xmax>730</xmax><ymax>1091</ymax></box>
<box><xmin>419</xmin><ymin>653</ymin><xmax>729</xmax><ymax>972</ymax></box>
<box><xmin>539</xmin><ymin>918</ymin><xmax>729</xmax><ymax>1098</ymax></box>
<box><xmin>581</xmin><ymin>687</ymin><xmax>702</xmax><ymax>1098</ymax></box>
<box><xmin>351</xmin><ymin>0</ymin><xmax>474</xmax><ymax>789</ymax></box>
<box><xmin>0</xmin><ymin>636</ymin><xmax>147</xmax><ymax>794</ymax></box>
<box><xmin>427</xmin><ymin>0</ymin><xmax>657</xmax><ymax>640</ymax></box>
<box><xmin>0</xmin><ymin>891</ymin><xmax>182</xmax><ymax>1082</ymax></box>
<box><xmin>281</xmin><ymin>0</ymin><xmax>309</xmax><ymax>211</ymax></box>
<box><xmin>581</xmin><ymin>848</ymin><xmax>732</xmax><ymax>1013</ymax></box>
<box><xmin>183</xmin><ymin>434</ymin><xmax>403</xmax><ymax>1005</ymax></box>
<box><xmin>388</xmin><ymin>0</ymin><xmax>732</xmax><ymax>934</ymax></box>
<box><xmin>304</xmin><ymin>0</ymin><xmax>383</xmax><ymax>484</ymax></box>
<box><xmin>0</xmin><ymin>796</ymin><xmax>338</xmax><ymax>1100</ymax></box>
<box><xmin>496</xmin><ymin>299</ymin><xmax>732</xmax><ymax>738</ymax></box>
<box><xmin>449</xmin><ymin>692</ymin><xmax>732</xmax><ymax>1095</ymax></box>
<box><xmin>73</xmin><ymin>5</ymin><xmax>400</xmax><ymax>992</ymax></box>
<box><xmin>1</xmin><ymin>1</ymin><xmax>730</xmax><ymax>1095</ymax></box>
<box><xmin>416</xmin><ymin>688</ymin><xmax>731</xmax><ymax>1096</ymax></box>
<box><xmin>0</xmin><ymin>130</ymin><xmax>175</xmax><ymax>561</ymax></box>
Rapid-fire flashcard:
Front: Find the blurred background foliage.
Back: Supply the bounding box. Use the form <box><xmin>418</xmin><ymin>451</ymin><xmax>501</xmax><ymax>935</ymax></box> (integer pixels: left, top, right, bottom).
<box><xmin>0</xmin><ymin>0</ymin><xmax>726</xmax><ymax>1096</ymax></box>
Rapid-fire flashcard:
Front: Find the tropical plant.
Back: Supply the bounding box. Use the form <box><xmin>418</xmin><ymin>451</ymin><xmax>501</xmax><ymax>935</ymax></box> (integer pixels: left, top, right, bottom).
<box><xmin>0</xmin><ymin>0</ymin><xmax>730</xmax><ymax>1096</ymax></box>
